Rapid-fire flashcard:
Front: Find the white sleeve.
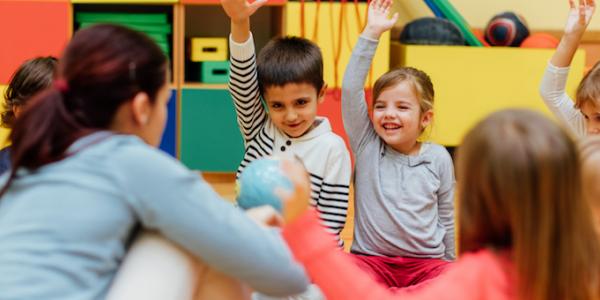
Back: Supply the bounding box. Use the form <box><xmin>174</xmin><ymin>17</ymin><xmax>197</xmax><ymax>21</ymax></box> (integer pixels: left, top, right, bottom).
<box><xmin>539</xmin><ymin>62</ymin><xmax>586</xmax><ymax>137</ymax></box>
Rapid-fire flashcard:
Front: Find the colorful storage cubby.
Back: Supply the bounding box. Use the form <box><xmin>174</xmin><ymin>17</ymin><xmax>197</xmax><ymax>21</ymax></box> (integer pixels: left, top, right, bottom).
<box><xmin>73</xmin><ymin>5</ymin><xmax>174</xmax><ymax>58</ymax></box>
<box><xmin>6</xmin><ymin>0</ymin><xmax>371</xmax><ymax>172</ymax></box>
<box><xmin>183</xmin><ymin>4</ymin><xmax>283</xmax><ymax>86</ymax></box>
<box><xmin>201</xmin><ymin>61</ymin><xmax>230</xmax><ymax>84</ymax></box>
<box><xmin>0</xmin><ymin>1</ymin><xmax>71</xmax><ymax>84</ymax></box>
<box><xmin>72</xmin><ymin>3</ymin><xmax>176</xmax><ymax>86</ymax></box>
<box><xmin>180</xmin><ymin>89</ymin><xmax>244</xmax><ymax>172</ymax></box>
<box><xmin>391</xmin><ymin>43</ymin><xmax>586</xmax><ymax>146</ymax></box>
<box><xmin>76</xmin><ymin>11</ymin><xmax>172</xmax><ymax>55</ymax></box>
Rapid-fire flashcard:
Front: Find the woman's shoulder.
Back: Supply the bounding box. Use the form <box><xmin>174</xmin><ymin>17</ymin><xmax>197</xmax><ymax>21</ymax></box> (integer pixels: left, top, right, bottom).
<box><xmin>75</xmin><ymin>133</ymin><xmax>181</xmax><ymax>174</ymax></box>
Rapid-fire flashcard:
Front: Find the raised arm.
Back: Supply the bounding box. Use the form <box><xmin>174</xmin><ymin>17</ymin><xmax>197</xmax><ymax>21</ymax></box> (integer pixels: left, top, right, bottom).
<box><xmin>551</xmin><ymin>0</ymin><xmax>594</xmax><ymax>68</ymax></box>
<box><xmin>222</xmin><ymin>0</ymin><xmax>269</xmax><ymax>142</ymax></box>
<box><xmin>539</xmin><ymin>0</ymin><xmax>593</xmax><ymax>136</ymax></box>
<box><xmin>342</xmin><ymin>0</ymin><xmax>398</xmax><ymax>153</ymax></box>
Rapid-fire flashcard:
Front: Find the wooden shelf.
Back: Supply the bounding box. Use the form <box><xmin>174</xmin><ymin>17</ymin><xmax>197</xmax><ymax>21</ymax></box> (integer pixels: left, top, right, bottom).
<box><xmin>183</xmin><ymin>82</ymin><xmax>228</xmax><ymax>89</ymax></box>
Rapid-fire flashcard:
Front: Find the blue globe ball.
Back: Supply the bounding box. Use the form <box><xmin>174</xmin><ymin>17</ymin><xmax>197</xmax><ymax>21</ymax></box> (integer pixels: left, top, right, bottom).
<box><xmin>236</xmin><ymin>157</ymin><xmax>293</xmax><ymax>212</ymax></box>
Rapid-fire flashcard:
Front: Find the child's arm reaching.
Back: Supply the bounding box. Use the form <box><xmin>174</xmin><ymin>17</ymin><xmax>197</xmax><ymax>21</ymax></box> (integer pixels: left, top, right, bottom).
<box><xmin>539</xmin><ymin>0</ymin><xmax>595</xmax><ymax>136</ymax></box>
<box><xmin>341</xmin><ymin>0</ymin><xmax>398</xmax><ymax>154</ymax></box>
<box><xmin>551</xmin><ymin>0</ymin><xmax>594</xmax><ymax>68</ymax></box>
<box><xmin>222</xmin><ymin>0</ymin><xmax>269</xmax><ymax>142</ymax></box>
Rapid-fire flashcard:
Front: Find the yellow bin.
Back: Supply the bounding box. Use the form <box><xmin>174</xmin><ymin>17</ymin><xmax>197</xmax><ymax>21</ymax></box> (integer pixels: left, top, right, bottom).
<box><xmin>391</xmin><ymin>43</ymin><xmax>585</xmax><ymax>146</ymax></box>
<box><xmin>191</xmin><ymin>38</ymin><xmax>228</xmax><ymax>62</ymax></box>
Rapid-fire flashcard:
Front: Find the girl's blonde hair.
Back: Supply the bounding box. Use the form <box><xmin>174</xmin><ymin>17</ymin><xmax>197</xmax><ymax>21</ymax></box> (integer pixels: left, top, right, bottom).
<box><xmin>457</xmin><ymin>109</ymin><xmax>600</xmax><ymax>300</ymax></box>
<box><xmin>576</xmin><ymin>61</ymin><xmax>600</xmax><ymax>108</ymax></box>
<box><xmin>372</xmin><ymin>67</ymin><xmax>434</xmax><ymax>115</ymax></box>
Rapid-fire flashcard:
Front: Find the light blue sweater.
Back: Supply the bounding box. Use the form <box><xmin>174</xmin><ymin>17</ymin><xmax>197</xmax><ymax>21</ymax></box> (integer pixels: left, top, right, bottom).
<box><xmin>0</xmin><ymin>132</ymin><xmax>308</xmax><ymax>300</ymax></box>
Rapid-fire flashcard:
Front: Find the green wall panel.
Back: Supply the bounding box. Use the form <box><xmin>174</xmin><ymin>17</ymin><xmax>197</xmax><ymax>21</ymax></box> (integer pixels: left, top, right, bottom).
<box><xmin>180</xmin><ymin>89</ymin><xmax>244</xmax><ymax>171</ymax></box>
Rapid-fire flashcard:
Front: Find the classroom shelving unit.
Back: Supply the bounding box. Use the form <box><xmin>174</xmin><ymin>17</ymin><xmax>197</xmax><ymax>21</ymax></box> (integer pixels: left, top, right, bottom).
<box><xmin>0</xmin><ymin>0</ymin><xmax>390</xmax><ymax>171</ymax></box>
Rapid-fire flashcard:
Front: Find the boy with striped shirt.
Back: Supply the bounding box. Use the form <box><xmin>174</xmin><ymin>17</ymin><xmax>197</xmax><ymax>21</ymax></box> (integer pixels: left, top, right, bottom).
<box><xmin>222</xmin><ymin>0</ymin><xmax>351</xmax><ymax>243</ymax></box>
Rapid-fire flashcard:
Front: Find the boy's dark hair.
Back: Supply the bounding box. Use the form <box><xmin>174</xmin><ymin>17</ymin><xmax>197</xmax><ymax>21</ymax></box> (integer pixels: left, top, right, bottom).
<box><xmin>257</xmin><ymin>36</ymin><xmax>324</xmax><ymax>96</ymax></box>
<box><xmin>2</xmin><ymin>57</ymin><xmax>58</xmax><ymax>128</ymax></box>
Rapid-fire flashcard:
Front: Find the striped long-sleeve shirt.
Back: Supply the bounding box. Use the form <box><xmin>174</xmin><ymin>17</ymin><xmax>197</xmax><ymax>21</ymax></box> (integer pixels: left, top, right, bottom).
<box><xmin>228</xmin><ymin>34</ymin><xmax>352</xmax><ymax>242</ymax></box>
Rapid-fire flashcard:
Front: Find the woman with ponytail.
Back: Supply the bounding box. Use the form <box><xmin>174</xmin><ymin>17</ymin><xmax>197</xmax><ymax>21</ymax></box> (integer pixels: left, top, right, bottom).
<box><xmin>0</xmin><ymin>24</ymin><xmax>308</xmax><ymax>300</ymax></box>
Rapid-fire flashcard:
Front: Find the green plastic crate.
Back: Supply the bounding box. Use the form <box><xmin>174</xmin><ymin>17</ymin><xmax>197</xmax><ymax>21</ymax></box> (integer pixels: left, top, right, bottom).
<box><xmin>146</xmin><ymin>32</ymin><xmax>168</xmax><ymax>43</ymax></box>
<box><xmin>156</xmin><ymin>41</ymin><xmax>170</xmax><ymax>55</ymax></box>
<box><xmin>75</xmin><ymin>12</ymin><xmax>168</xmax><ymax>24</ymax></box>
<box><xmin>201</xmin><ymin>61</ymin><xmax>229</xmax><ymax>84</ymax></box>
<box><xmin>79</xmin><ymin>22</ymin><xmax>172</xmax><ymax>34</ymax></box>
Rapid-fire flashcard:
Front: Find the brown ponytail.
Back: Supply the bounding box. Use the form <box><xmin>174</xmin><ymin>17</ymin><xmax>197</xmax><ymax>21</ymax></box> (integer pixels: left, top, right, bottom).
<box><xmin>0</xmin><ymin>24</ymin><xmax>167</xmax><ymax>197</ymax></box>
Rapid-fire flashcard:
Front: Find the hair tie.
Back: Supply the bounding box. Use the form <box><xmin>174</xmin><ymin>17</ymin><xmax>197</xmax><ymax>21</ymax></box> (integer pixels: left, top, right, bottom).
<box><xmin>54</xmin><ymin>79</ymin><xmax>69</xmax><ymax>93</ymax></box>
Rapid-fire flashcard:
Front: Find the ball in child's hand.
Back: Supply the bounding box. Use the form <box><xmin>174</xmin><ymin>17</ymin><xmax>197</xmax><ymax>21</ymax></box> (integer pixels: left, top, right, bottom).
<box><xmin>484</xmin><ymin>12</ymin><xmax>530</xmax><ymax>47</ymax></box>
<box><xmin>236</xmin><ymin>157</ymin><xmax>294</xmax><ymax>213</ymax></box>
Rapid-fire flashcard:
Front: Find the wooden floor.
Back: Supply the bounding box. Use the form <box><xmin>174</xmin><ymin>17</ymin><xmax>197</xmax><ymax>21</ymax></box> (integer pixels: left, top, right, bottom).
<box><xmin>203</xmin><ymin>173</ymin><xmax>355</xmax><ymax>250</ymax></box>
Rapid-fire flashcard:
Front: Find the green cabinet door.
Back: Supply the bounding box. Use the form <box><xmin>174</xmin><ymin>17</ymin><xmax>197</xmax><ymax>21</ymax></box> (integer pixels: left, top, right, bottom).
<box><xmin>180</xmin><ymin>89</ymin><xmax>244</xmax><ymax>171</ymax></box>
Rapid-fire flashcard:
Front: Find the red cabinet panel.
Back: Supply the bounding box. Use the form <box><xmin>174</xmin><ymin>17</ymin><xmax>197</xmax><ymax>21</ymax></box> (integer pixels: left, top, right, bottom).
<box><xmin>0</xmin><ymin>1</ymin><xmax>71</xmax><ymax>83</ymax></box>
<box><xmin>318</xmin><ymin>88</ymin><xmax>373</xmax><ymax>155</ymax></box>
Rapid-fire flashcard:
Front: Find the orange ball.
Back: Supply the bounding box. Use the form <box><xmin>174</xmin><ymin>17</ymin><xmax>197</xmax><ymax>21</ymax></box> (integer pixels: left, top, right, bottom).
<box><xmin>472</xmin><ymin>28</ymin><xmax>491</xmax><ymax>47</ymax></box>
<box><xmin>520</xmin><ymin>33</ymin><xmax>560</xmax><ymax>49</ymax></box>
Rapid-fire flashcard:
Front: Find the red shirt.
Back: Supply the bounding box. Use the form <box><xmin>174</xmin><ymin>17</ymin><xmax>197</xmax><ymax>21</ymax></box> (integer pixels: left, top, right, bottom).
<box><xmin>283</xmin><ymin>210</ymin><xmax>515</xmax><ymax>300</ymax></box>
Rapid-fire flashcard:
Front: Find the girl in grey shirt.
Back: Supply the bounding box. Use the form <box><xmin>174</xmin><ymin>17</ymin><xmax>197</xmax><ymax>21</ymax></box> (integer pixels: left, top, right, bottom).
<box><xmin>341</xmin><ymin>0</ymin><xmax>455</xmax><ymax>289</ymax></box>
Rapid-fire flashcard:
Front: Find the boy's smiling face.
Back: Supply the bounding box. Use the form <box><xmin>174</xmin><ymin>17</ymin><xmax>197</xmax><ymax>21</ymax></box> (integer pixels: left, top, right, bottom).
<box><xmin>264</xmin><ymin>83</ymin><xmax>325</xmax><ymax>138</ymax></box>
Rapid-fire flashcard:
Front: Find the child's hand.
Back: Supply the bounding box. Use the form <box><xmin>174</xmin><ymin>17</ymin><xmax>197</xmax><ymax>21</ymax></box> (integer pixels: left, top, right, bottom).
<box><xmin>220</xmin><ymin>0</ymin><xmax>267</xmax><ymax>24</ymax></box>
<box><xmin>246</xmin><ymin>206</ymin><xmax>284</xmax><ymax>228</ymax></box>
<box><xmin>276</xmin><ymin>160</ymin><xmax>310</xmax><ymax>223</ymax></box>
<box><xmin>363</xmin><ymin>0</ymin><xmax>399</xmax><ymax>40</ymax></box>
<box><xmin>564</xmin><ymin>0</ymin><xmax>595</xmax><ymax>36</ymax></box>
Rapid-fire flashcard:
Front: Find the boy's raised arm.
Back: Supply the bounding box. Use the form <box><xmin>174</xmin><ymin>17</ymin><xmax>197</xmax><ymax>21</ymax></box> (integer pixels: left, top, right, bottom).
<box><xmin>222</xmin><ymin>0</ymin><xmax>268</xmax><ymax>142</ymax></box>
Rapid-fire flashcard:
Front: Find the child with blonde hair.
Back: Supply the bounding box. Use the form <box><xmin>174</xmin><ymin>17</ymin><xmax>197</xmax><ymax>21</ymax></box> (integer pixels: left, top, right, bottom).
<box><xmin>540</xmin><ymin>0</ymin><xmax>600</xmax><ymax>136</ymax></box>
<box><xmin>342</xmin><ymin>0</ymin><xmax>455</xmax><ymax>288</ymax></box>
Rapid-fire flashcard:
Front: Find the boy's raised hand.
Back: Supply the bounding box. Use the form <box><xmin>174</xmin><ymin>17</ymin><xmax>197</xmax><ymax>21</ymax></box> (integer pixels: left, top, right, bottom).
<box><xmin>565</xmin><ymin>0</ymin><xmax>596</xmax><ymax>36</ymax></box>
<box><xmin>363</xmin><ymin>0</ymin><xmax>399</xmax><ymax>40</ymax></box>
<box><xmin>220</xmin><ymin>0</ymin><xmax>267</xmax><ymax>24</ymax></box>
